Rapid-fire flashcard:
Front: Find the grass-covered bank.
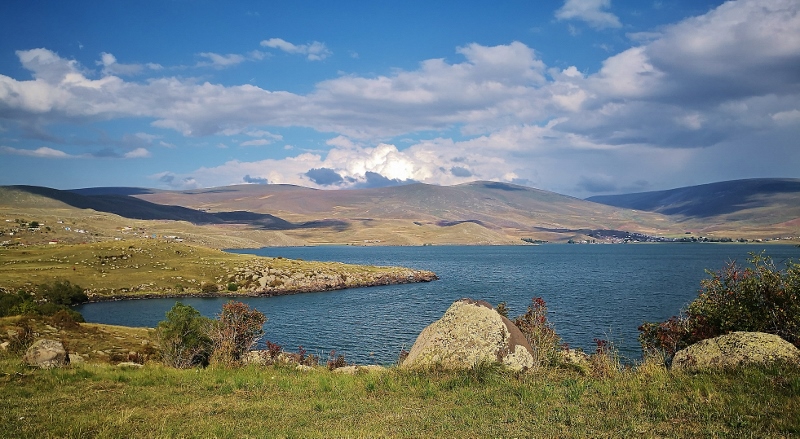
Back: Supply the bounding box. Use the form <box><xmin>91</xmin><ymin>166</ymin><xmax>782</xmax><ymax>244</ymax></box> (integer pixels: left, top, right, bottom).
<box><xmin>1</xmin><ymin>358</ymin><xmax>799</xmax><ymax>438</ymax></box>
<box><xmin>0</xmin><ymin>239</ymin><xmax>436</xmax><ymax>302</ymax></box>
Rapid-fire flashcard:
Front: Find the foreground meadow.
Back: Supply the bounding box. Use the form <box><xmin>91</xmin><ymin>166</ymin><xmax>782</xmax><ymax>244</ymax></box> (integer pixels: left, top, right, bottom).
<box><xmin>1</xmin><ymin>355</ymin><xmax>799</xmax><ymax>438</ymax></box>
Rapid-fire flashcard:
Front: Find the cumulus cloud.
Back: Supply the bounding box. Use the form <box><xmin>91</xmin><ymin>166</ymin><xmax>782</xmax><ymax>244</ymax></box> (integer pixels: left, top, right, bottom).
<box><xmin>555</xmin><ymin>0</ymin><xmax>622</xmax><ymax>30</ymax></box>
<box><xmin>260</xmin><ymin>38</ymin><xmax>332</xmax><ymax>61</ymax></box>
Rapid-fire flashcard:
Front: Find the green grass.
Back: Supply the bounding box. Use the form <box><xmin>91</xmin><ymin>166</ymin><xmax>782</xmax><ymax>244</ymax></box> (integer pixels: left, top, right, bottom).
<box><xmin>1</xmin><ymin>355</ymin><xmax>798</xmax><ymax>438</ymax></box>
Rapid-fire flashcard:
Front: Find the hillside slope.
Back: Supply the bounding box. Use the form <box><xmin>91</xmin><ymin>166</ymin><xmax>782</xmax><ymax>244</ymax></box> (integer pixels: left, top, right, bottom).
<box><xmin>134</xmin><ymin>181</ymin><xmax>682</xmax><ymax>243</ymax></box>
<box><xmin>586</xmin><ymin>178</ymin><xmax>800</xmax><ymax>239</ymax></box>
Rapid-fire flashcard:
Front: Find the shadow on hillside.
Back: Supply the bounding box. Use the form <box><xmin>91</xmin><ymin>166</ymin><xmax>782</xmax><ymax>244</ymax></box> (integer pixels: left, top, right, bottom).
<box><xmin>587</xmin><ymin>179</ymin><xmax>800</xmax><ymax>218</ymax></box>
<box><xmin>11</xmin><ymin>186</ymin><xmax>350</xmax><ymax>231</ymax></box>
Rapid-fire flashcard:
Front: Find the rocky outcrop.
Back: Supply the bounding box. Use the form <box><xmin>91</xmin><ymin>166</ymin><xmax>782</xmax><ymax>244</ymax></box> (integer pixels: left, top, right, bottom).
<box><xmin>401</xmin><ymin>299</ymin><xmax>535</xmax><ymax>371</ymax></box>
<box><xmin>23</xmin><ymin>339</ymin><xmax>69</xmax><ymax>368</ymax></box>
<box><xmin>672</xmin><ymin>331</ymin><xmax>800</xmax><ymax>371</ymax></box>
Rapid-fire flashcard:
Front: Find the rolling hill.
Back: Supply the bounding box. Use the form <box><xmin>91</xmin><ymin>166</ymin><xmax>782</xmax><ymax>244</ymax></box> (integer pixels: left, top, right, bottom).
<box><xmin>586</xmin><ymin>179</ymin><xmax>800</xmax><ymax>239</ymax></box>
<box><xmin>2</xmin><ymin>179</ymin><xmax>798</xmax><ymax>247</ymax></box>
<box><xmin>129</xmin><ymin>181</ymin><xmax>686</xmax><ymax>244</ymax></box>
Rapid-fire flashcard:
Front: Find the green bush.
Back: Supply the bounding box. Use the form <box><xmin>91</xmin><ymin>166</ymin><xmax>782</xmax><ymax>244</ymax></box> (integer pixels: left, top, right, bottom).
<box><xmin>38</xmin><ymin>280</ymin><xmax>88</xmax><ymax>306</ymax></box>
<box><xmin>639</xmin><ymin>253</ymin><xmax>800</xmax><ymax>360</ymax></box>
<box><xmin>201</xmin><ymin>283</ymin><xmax>219</xmax><ymax>294</ymax></box>
<box><xmin>0</xmin><ymin>283</ymin><xmax>86</xmax><ymax>320</ymax></box>
<box><xmin>227</xmin><ymin>282</ymin><xmax>238</xmax><ymax>292</ymax></box>
<box><xmin>209</xmin><ymin>301</ymin><xmax>267</xmax><ymax>366</ymax></box>
<box><xmin>0</xmin><ymin>291</ymin><xmax>29</xmax><ymax>317</ymax></box>
<box><xmin>156</xmin><ymin>302</ymin><xmax>213</xmax><ymax>368</ymax></box>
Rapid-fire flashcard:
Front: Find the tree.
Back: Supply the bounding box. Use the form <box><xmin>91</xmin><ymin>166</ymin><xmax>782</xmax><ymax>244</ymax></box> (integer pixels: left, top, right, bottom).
<box><xmin>156</xmin><ymin>302</ymin><xmax>213</xmax><ymax>368</ymax></box>
<box><xmin>209</xmin><ymin>301</ymin><xmax>267</xmax><ymax>366</ymax></box>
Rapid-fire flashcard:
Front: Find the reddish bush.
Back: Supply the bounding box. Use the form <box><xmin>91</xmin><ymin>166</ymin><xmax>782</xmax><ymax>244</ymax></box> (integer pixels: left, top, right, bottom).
<box><xmin>639</xmin><ymin>253</ymin><xmax>800</xmax><ymax>361</ymax></box>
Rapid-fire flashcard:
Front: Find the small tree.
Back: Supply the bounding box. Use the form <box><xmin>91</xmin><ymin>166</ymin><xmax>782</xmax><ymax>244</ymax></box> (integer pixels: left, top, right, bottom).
<box><xmin>514</xmin><ymin>297</ymin><xmax>562</xmax><ymax>367</ymax></box>
<box><xmin>209</xmin><ymin>301</ymin><xmax>267</xmax><ymax>366</ymax></box>
<box><xmin>156</xmin><ymin>302</ymin><xmax>213</xmax><ymax>368</ymax></box>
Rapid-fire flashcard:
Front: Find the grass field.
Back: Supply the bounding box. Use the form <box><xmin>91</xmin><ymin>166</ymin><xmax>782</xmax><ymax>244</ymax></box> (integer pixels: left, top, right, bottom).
<box><xmin>1</xmin><ymin>353</ymin><xmax>798</xmax><ymax>438</ymax></box>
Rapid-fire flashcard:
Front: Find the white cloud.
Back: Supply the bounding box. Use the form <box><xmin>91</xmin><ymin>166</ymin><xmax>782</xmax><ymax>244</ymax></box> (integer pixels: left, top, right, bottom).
<box><xmin>260</xmin><ymin>38</ymin><xmax>332</xmax><ymax>61</ymax></box>
<box><xmin>124</xmin><ymin>147</ymin><xmax>151</xmax><ymax>158</ymax></box>
<box><xmin>97</xmin><ymin>52</ymin><xmax>161</xmax><ymax>76</ymax></box>
<box><xmin>239</xmin><ymin>139</ymin><xmax>272</xmax><ymax>147</ymax></box>
<box><xmin>555</xmin><ymin>0</ymin><xmax>622</xmax><ymax>30</ymax></box>
<box><xmin>772</xmin><ymin>109</ymin><xmax>800</xmax><ymax>125</ymax></box>
<box><xmin>0</xmin><ymin>145</ymin><xmax>75</xmax><ymax>158</ymax></box>
<box><xmin>198</xmin><ymin>52</ymin><xmax>246</xmax><ymax>68</ymax></box>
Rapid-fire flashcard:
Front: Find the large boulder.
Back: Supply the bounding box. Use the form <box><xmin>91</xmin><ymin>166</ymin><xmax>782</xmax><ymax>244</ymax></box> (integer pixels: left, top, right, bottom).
<box><xmin>672</xmin><ymin>331</ymin><xmax>800</xmax><ymax>371</ymax></box>
<box><xmin>23</xmin><ymin>339</ymin><xmax>69</xmax><ymax>369</ymax></box>
<box><xmin>401</xmin><ymin>299</ymin><xmax>535</xmax><ymax>371</ymax></box>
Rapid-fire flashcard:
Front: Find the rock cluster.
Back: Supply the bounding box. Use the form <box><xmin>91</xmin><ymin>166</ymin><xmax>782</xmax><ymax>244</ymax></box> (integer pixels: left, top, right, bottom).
<box><xmin>672</xmin><ymin>331</ymin><xmax>800</xmax><ymax>371</ymax></box>
<box><xmin>402</xmin><ymin>299</ymin><xmax>535</xmax><ymax>371</ymax></box>
<box><xmin>225</xmin><ymin>263</ymin><xmax>437</xmax><ymax>296</ymax></box>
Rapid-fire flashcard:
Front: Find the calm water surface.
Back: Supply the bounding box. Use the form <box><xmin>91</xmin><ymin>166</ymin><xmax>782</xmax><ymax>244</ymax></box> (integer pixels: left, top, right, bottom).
<box><xmin>75</xmin><ymin>244</ymin><xmax>800</xmax><ymax>364</ymax></box>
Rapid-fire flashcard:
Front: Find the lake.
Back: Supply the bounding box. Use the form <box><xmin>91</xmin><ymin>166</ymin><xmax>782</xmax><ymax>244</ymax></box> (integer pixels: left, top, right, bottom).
<box><xmin>75</xmin><ymin>243</ymin><xmax>800</xmax><ymax>365</ymax></box>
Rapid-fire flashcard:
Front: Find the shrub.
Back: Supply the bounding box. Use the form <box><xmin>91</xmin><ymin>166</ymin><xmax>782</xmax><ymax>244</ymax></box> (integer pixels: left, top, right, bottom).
<box><xmin>589</xmin><ymin>338</ymin><xmax>621</xmax><ymax>378</ymax></box>
<box><xmin>201</xmin><ymin>283</ymin><xmax>220</xmax><ymax>294</ymax></box>
<box><xmin>0</xmin><ymin>286</ymin><xmax>85</xmax><ymax>320</ymax></box>
<box><xmin>227</xmin><ymin>282</ymin><xmax>238</xmax><ymax>292</ymax></box>
<box><xmin>513</xmin><ymin>297</ymin><xmax>562</xmax><ymax>367</ymax></box>
<box><xmin>326</xmin><ymin>350</ymin><xmax>347</xmax><ymax>370</ymax></box>
<box><xmin>639</xmin><ymin>253</ymin><xmax>800</xmax><ymax>361</ymax></box>
<box><xmin>0</xmin><ymin>291</ymin><xmax>28</xmax><ymax>317</ymax></box>
<box><xmin>209</xmin><ymin>301</ymin><xmax>267</xmax><ymax>366</ymax></box>
<box><xmin>49</xmin><ymin>309</ymin><xmax>83</xmax><ymax>329</ymax></box>
<box><xmin>7</xmin><ymin>318</ymin><xmax>35</xmax><ymax>354</ymax></box>
<box><xmin>38</xmin><ymin>280</ymin><xmax>87</xmax><ymax>306</ymax></box>
<box><xmin>155</xmin><ymin>302</ymin><xmax>213</xmax><ymax>368</ymax></box>
<box><xmin>495</xmin><ymin>301</ymin><xmax>509</xmax><ymax>318</ymax></box>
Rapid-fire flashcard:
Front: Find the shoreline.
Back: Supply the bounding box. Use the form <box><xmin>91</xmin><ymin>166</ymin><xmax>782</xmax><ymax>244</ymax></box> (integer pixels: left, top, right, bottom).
<box><xmin>82</xmin><ymin>269</ymin><xmax>438</xmax><ymax>303</ymax></box>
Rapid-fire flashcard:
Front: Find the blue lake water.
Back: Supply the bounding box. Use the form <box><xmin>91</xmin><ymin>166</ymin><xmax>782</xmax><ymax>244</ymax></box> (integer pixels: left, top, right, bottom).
<box><xmin>75</xmin><ymin>244</ymin><xmax>800</xmax><ymax>365</ymax></box>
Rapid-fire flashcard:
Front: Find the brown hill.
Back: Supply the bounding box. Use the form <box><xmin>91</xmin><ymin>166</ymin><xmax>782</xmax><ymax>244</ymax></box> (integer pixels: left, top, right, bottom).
<box><xmin>132</xmin><ymin>181</ymin><xmax>683</xmax><ymax>244</ymax></box>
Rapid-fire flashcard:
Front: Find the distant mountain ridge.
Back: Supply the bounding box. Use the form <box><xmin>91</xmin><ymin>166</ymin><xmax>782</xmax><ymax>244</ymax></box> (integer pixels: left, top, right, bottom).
<box><xmin>586</xmin><ymin>178</ymin><xmax>800</xmax><ymax>218</ymax></box>
<box><xmin>2</xmin><ymin>178</ymin><xmax>798</xmax><ymax>245</ymax></box>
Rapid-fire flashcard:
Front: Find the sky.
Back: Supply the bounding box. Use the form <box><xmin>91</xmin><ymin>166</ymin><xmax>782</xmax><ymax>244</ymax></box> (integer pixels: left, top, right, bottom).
<box><xmin>0</xmin><ymin>0</ymin><xmax>798</xmax><ymax>198</ymax></box>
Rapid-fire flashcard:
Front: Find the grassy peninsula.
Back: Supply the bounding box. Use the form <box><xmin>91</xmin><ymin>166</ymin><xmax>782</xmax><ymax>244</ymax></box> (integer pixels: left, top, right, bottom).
<box><xmin>0</xmin><ymin>239</ymin><xmax>436</xmax><ymax>301</ymax></box>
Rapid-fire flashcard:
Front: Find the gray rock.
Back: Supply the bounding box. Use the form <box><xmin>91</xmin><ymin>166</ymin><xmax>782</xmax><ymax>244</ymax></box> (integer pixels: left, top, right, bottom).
<box><xmin>116</xmin><ymin>362</ymin><xmax>143</xmax><ymax>368</ymax></box>
<box><xmin>672</xmin><ymin>331</ymin><xmax>800</xmax><ymax>371</ymax></box>
<box><xmin>402</xmin><ymin>299</ymin><xmax>535</xmax><ymax>371</ymax></box>
<box><xmin>23</xmin><ymin>339</ymin><xmax>68</xmax><ymax>368</ymax></box>
<box><xmin>69</xmin><ymin>353</ymin><xmax>85</xmax><ymax>365</ymax></box>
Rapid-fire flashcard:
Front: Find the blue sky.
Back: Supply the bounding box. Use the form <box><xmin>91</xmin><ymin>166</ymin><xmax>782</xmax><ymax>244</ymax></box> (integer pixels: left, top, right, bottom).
<box><xmin>1</xmin><ymin>0</ymin><xmax>798</xmax><ymax>197</ymax></box>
